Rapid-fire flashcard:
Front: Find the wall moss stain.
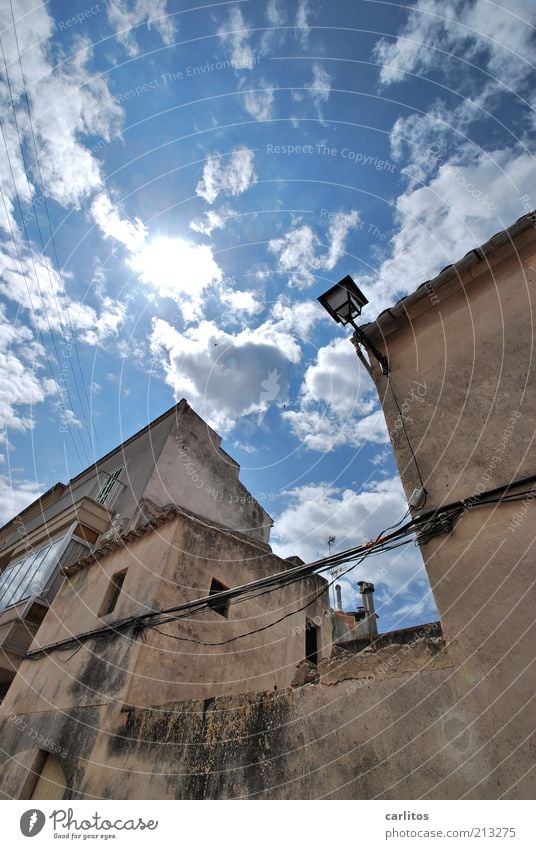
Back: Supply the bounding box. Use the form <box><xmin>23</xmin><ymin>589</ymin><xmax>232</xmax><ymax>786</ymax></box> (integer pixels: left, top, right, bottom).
<box><xmin>104</xmin><ymin>690</ymin><xmax>297</xmax><ymax>798</ymax></box>
<box><xmin>70</xmin><ymin>633</ymin><xmax>130</xmax><ymax>700</ymax></box>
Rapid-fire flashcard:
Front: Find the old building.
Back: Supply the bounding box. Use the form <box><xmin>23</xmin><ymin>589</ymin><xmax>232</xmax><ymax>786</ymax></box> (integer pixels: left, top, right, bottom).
<box><xmin>0</xmin><ymin>400</ymin><xmax>273</xmax><ymax>698</ymax></box>
<box><xmin>0</xmin><ymin>400</ymin><xmax>332</xmax><ymax>799</ymax></box>
<box><xmin>0</xmin><ymin>212</ymin><xmax>534</xmax><ymax>800</ymax></box>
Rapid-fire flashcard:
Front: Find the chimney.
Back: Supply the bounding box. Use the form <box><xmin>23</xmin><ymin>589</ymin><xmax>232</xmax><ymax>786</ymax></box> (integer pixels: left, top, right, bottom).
<box><xmin>357</xmin><ymin>581</ymin><xmax>378</xmax><ymax>642</ymax></box>
<box><xmin>335</xmin><ymin>584</ymin><xmax>343</xmax><ymax>610</ymax></box>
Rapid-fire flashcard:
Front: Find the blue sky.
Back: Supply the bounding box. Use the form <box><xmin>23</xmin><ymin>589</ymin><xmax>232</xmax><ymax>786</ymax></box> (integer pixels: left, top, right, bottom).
<box><xmin>0</xmin><ymin>0</ymin><xmax>534</xmax><ymax>631</ymax></box>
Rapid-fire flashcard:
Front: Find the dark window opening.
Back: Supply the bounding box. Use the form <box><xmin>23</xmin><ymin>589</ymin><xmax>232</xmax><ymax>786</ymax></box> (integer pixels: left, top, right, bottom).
<box><xmin>305</xmin><ymin>619</ymin><xmax>319</xmax><ymax>665</ymax></box>
<box><xmin>207</xmin><ymin>577</ymin><xmax>230</xmax><ymax>617</ymax></box>
<box><xmin>100</xmin><ymin>569</ymin><xmax>127</xmax><ymax>616</ymax></box>
<box><xmin>0</xmin><ymin>674</ymin><xmax>15</xmax><ymax>704</ymax></box>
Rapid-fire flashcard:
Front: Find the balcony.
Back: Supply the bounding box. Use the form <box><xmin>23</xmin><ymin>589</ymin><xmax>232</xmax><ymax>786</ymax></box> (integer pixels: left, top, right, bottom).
<box><xmin>0</xmin><ymin>494</ymin><xmax>115</xmax><ymax>679</ymax></box>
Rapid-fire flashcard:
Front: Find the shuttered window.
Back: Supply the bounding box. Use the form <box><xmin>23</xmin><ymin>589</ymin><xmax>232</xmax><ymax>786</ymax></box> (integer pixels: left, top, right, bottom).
<box><xmin>95</xmin><ymin>467</ymin><xmax>123</xmax><ymax>505</ymax></box>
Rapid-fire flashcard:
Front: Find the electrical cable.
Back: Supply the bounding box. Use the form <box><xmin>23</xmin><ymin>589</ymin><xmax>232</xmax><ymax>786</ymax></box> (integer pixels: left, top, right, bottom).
<box><xmin>387</xmin><ymin>378</ymin><xmax>427</xmax><ymax>508</ymax></box>
<box><xmin>0</xmin><ymin>35</ymin><xmax>91</xmax><ymax>465</ymax></box>
<box><xmin>23</xmin><ymin>473</ymin><xmax>536</xmax><ymax>660</ymax></box>
<box><xmin>7</xmin><ymin>1</ymin><xmax>102</xmax><ymax>460</ymax></box>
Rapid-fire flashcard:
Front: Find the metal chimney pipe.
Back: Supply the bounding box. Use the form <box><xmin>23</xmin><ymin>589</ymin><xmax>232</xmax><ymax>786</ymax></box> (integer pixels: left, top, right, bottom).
<box><xmin>357</xmin><ymin>581</ymin><xmax>378</xmax><ymax>643</ymax></box>
<box><xmin>335</xmin><ymin>584</ymin><xmax>343</xmax><ymax>610</ymax></box>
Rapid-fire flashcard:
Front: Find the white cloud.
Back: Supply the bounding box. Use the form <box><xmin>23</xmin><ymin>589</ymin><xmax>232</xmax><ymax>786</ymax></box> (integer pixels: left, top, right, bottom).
<box><xmin>271</xmin><ymin>477</ymin><xmax>433</xmax><ymax>622</ymax></box>
<box><xmin>221</xmin><ymin>289</ymin><xmax>263</xmax><ymax>315</ymax></box>
<box><xmin>190</xmin><ymin>207</ymin><xmax>232</xmax><ymax>237</ymax></box>
<box><xmin>297</xmin><ymin>337</ymin><xmax>376</xmax><ymax>417</ymax></box>
<box><xmin>388</xmin><ymin>99</ymin><xmax>483</xmax><ymax>184</ymax></box>
<box><xmin>295</xmin><ymin>0</ymin><xmax>312</xmax><ymax>47</ymax></box>
<box><xmin>243</xmin><ymin>82</ymin><xmax>275</xmax><ymax>122</ymax></box>
<box><xmin>60</xmin><ymin>408</ymin><xmax>82</xmax><ymax>428</ymax></box>
<box><xmin>0</xmin><ymin>475</ymin><xmax>44</xmax><ymax>525</ymax></box>
<box><xmin>269</xmin><ymin>210</ymin><xmax>360</xmax><ymax>288</ymax></box>
<box><xmin>284</xmin><ymin>407</ymin><xmax>388</xmax><ymax>453</ymax></box>
<box><xmin>81</xmin><ymin>298</ymin><xmax>126</xmax><ymax>346</ymax></box>
<box><xmin>150</xmin><ymin>299</ymin><xmax>323</xmax><ymax>432</ymax></box>
<box><xmin>0</xmin><ymin>244</ymin><xmax>126</xmax><ymax>343</ymax></box>
<box><xmin>218</xmin><ymin>6</ymin><xmax>255</xmax><ymax>70</ymax></box>
<box><xmin>374</xmin><ymin>0</ymin><xmax>536</xmax><ymax>91</ymax></box>
<box><xmin>266</xmin><ymin>0</ymin><xmax>286</xmax><ymax>27</ymax></box>
<box><xmin>196</xmin><ymin>147</ymin><xmax>258</xmax><ymax>204</ymax></box>
<box><xmin>272</xmin><ymin>477</ymin><xmax>405</xmax><ymax>561</ymax></box>
<box><xmin>364</xmin><ymin>147</ymin><xmax>536</xmax><ymax>314</ymax></box>
<box><xmin>106</xmin><ymin>0</ymin><xmax>176</xmax><ymax>57</ymax></box>
<box><xmin>309</xmin><ymin>62</ymin><xmax>332</xmax><ymax>124</ymax></box>
<box><xmin>128</xmin><ymin>236</ymin><xmax>223</xmax><ymax>319</ymax></box>
<box><xmin>282</xmin><ymin>337</ymin><xmax>388</xmax><ymax>452</ymax></box>
<box><xmin>0</xmin><ymin>305</ymin><xmax>55</xmax><ymax>440</ymax></box>
<box><xmin>0</xmin><ymin>3</ymin><xmax>122</xmax><ymax>221</ymax></box>
<box><xmin>91</xmin><ymin>193</ymin><xmax>146</xmax><ymax>252</ymax></box>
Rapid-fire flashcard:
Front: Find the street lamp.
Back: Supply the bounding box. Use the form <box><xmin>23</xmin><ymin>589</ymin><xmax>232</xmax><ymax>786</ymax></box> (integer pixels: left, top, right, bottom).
<box><xmin>317</xmin><ymin>275</ymin><xmax>389</xmax><ymax>375</ymax></box>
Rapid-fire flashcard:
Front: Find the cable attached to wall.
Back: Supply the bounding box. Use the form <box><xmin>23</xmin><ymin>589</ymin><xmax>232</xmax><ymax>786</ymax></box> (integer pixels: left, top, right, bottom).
<box><xmin>387</xmin><ymin>378</ymin><xmax>427</xmax><ymax>509</ymax></box>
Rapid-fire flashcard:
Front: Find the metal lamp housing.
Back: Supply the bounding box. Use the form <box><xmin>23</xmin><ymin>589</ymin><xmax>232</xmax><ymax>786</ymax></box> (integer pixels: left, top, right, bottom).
<box><xmin>317</xmin><ymin>275</ymin><xmax>369</xmax><ymax>326</ymax></box>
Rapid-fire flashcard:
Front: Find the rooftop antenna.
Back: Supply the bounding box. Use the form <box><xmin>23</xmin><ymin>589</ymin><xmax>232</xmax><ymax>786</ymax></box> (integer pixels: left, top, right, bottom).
<box><xmin>327</xmin><ymin>535</ymin><xmax>337</xmax><ymax>608</ymax></box>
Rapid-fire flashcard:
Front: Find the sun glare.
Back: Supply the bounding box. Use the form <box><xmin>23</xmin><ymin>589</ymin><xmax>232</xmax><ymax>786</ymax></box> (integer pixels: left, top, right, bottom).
<box><xmin>128</xmin><ymin>235</ymin><xmax>222</xmax><ymax>298</ymax></box>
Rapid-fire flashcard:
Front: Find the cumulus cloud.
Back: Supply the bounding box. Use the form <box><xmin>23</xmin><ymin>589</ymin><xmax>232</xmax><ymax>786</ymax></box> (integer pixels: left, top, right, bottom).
<box><xmin>106</xmin><ymin>0</ymin><xmax>176</xmax><ymax>57</ymax></box>
<box><xmin>150</xmin><ymin>298</ymin><xmax>323</xmax><ymax>431</ymax></box>
<box><xmin>0</xmin><ymin>243</ymin><xmax>126</xmax><ymax>344</ymax></box>
<box><xmin>271</xmin><ymin>476</ymin><xmax>435</xmax><ymax>625</ymax></box>
<box><xmin>364</xmin><ymin>147</ymin><xmax>536</xmax><ymax>314</ymax></box>
<box><xmin>91</xmin><ymin>193</ymin><xmax>147</xmax><ymax>252</ymax></box>
<box><xmin>269</xmin><ymin>210</ymin><xmax>360</xmax><ymax>288</ymax></box>
<box><xmin>218</xmin><ymin>6</ymin><xmax>255</xmax><ymax>70</ymax></box>
<box><xmin>196</xmin><ymin>147</ymin><xmax>258</xmax><ymax>204</ymax></box>
<box><xmin>220</xmin><ymin>289</ymin><xmax>264</xmax><ymax>315</ymax></box>
<box><xmin>283</xmin><ymin>337</ymin><xmax>387</xmax><ymax>452</ymax></box>
<box><xmin>0</xmin><ymin>14</ymin><xmax>123</xmax><ymax>210</ymax></box>
<box><xmin>0</xmin><ymin>0</ymin><xmax>133</xmax><ymax>344</ymax></box>
<box><xmin>374</xmin><ymin>0</ymin><xmax>536</xmax><ymax>90</ymax></box>
<box><xmin>0</xmin><ymin>305</ymin><xmax>56</xmax><ymax>440</ymax></box>
<box><xmin>0</xmin><ymin>475</ymin><xmax>44</xmax><ymax>525</ymax></box>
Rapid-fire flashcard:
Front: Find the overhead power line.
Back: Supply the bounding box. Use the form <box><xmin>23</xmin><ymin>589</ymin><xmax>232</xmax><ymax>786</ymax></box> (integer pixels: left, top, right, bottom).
<box><xmin>0</xmin><ymin>24</ymin><xmax>97</xmax><ymax>465</ymax></box>
<box><xmin>23</xmin><ymin>472</ymin><xmax>536</xmax><ymax>661</ymax></box>
<box><xmin>7</xmin><ymin>0</ymin><xmax>102</xmax><ymax>461</ymax></box>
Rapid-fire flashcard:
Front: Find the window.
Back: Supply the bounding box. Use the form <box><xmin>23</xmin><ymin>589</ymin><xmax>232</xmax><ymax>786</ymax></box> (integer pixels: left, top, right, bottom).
<box><xmin>99</xmin><ymin>569</ymin><xmax>127</xmax><ymax>616</ymax></box>
<box><xmin>0</xmin><ymin>536</ymin><xmax>72</xmax><ymax>613</ymax></box>
<box><xmin>95</xmin><ymin>466</ymin><xmax>123</xmax><ymax>505</ymax></box>
<box><xmin>207</xmin><ymin>577</ymin><xmax>230</xmax><ymax>617</ymax></box>
<box><xmin>305</xmin><ymin>620</ymin><xmax>320</xmax><ymax>666</ymax></box>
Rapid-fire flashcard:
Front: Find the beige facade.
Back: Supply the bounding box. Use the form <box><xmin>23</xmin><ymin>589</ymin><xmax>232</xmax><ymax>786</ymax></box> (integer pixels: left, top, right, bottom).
<box><xmin>0</xmin><ymin>400</ymin><xmax>272</xmax><ymax>689</ymax></box>
<box><xmin>357</xmin><ymin>210</ymin><xmax>536</xmax><ymax>798</ymax></box>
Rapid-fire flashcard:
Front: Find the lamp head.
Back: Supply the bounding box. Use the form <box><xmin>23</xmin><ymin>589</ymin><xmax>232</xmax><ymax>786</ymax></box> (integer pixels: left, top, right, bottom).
<box><xmin>317</xmin><ymin>275</ymin><xmax>369</xmax><ymax>326</ymax></box>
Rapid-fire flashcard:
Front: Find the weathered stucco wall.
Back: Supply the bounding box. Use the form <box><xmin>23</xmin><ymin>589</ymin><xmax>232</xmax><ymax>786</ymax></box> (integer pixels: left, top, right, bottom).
<box><xmin>2</xmin><ymin>638</ymin><xmax>498</xmax><ymax>801</ymax></box>
<box><xmin>362</xmin><ymin>220</ymin><xmax>536</xmax><ymax>799</ymax></box>
<box><xmin>142</xmin><ymin>401</ymin><xmax>272</xmax><ymax>542</ymax></box>
<box><xmin>0</xmin><ymin>507</ymin><xmax>329</xmax><ymax>720</ymax></box>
